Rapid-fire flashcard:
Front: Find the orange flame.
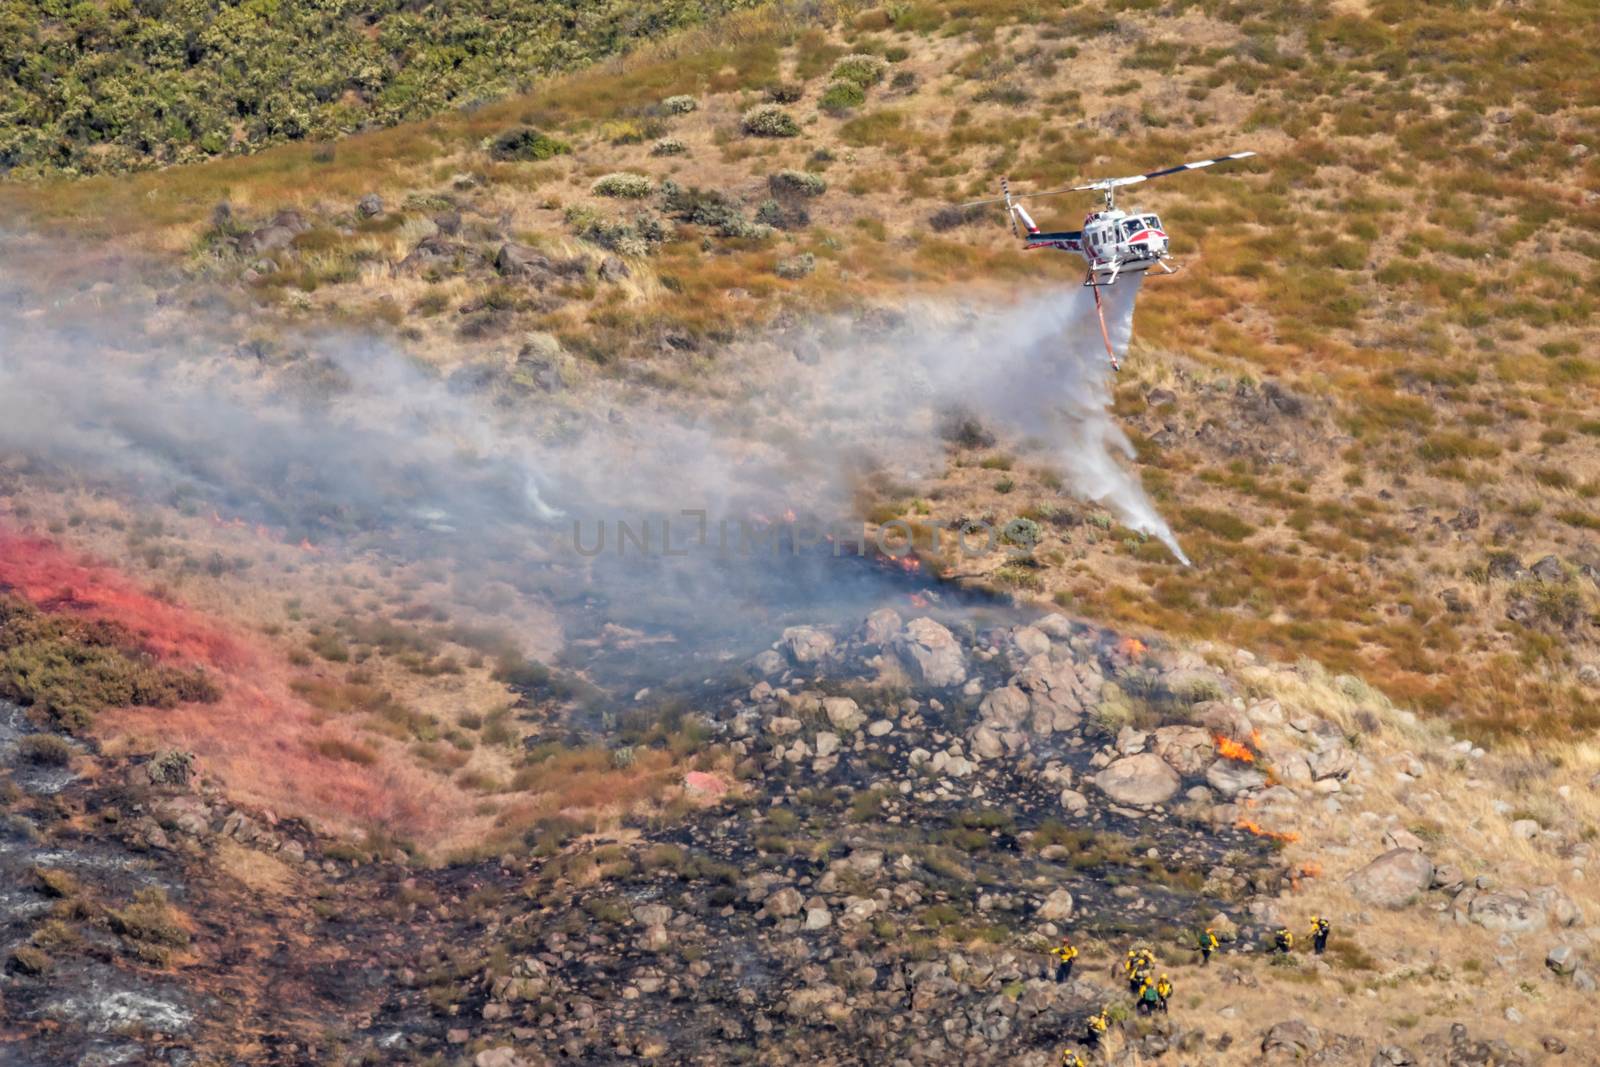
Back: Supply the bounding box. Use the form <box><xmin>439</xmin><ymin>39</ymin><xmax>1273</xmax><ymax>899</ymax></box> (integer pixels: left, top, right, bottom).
<box><xmin>1214</xmin><ymin>734</ymin><xmax>1255</xmax><ymax>762</ymax></box>
<box><xmin>1117</xmin><ymin>637</ymin><xmax>1147</xmax><ymax>659</ymax></box>
<box><xmin>908</xmin><ymin>592</ymin><xmax>930</xmax><ymax>608</ymax></box>
<box><xmin>1236</xmin><ymin>818</ymin><xmax>1298</xmax><ymax>843</ymax></box>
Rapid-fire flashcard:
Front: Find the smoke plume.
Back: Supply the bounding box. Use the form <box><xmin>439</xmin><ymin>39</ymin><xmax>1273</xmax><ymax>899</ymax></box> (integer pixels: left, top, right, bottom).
<box><xmin>0</xmin><ymin>232</ymin><xmax>1186</xmax><ymax>644</ymax></box>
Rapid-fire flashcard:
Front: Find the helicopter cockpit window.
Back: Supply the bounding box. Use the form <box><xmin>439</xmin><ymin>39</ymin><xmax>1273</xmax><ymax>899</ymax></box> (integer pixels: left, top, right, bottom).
<box><xmin>1145</xmin><ymin>215</ymin><xmax>1161</xmax><ymax>231</ymax></box>
<box><xmin>1123</xmin><ymin>220</ymin><xmax>1142</xmax><ymax>238</ymax></box>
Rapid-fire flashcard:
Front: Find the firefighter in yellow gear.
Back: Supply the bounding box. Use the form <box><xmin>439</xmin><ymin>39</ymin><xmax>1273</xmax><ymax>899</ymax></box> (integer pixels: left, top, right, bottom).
<box><xmin>1155</xmin><ymin>974</ymin><xmax>1173</xmax><ymax>1014</ymax></box>
<box><xmin>1199</xmin><ymin>927</ymin><xmax>1219</xmax><ymax>965</ymax></box>
<box><xmin>1050</xmin><ymin>938</ymin><xmax>1079</xmax><ymax>983</ymax></box>
<box><xmin>1273</xmin><ymin>927</ymin><xmax>1294</xmax><ymax>954</ymax></box>
<box><xmin>1310</xmin><ymin>916</ymin><xmax>1331</xmax><ymax>955</ymax></box>
<box><xmin>1086</xmin><ymin>1009</ymin><xmax>1110</xmax><ymax>1044</ymax></box>
<box><xmin>1059</xmin><ymin>1050</ymin><xmax>1087</xmax><ymax>1067</ymax></box>
<box><xmin>1137</xmin><ymin>977</ymin><xmax>1161</xmax><ymax>1015</ymax></box>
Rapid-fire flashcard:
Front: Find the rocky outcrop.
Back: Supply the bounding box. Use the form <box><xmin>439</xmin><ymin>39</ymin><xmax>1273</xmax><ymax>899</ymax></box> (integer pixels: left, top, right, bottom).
<box><xmin>1094</xmin><ymin>753</ymin><xmax>1181</xmax><ymax>806</ymax></box>
<box><xmin>894</xmin><ymin>618</ymin><xmax>966</xmax><ymax>687</ymax></box>
<box><xmin>1347</xmin><ymin>849</ymin><xmax>1434</xmax><ymax>908</ymax></box>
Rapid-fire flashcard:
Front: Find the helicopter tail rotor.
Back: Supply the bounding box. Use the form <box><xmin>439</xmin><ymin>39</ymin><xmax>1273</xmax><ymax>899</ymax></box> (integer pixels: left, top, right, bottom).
<box><xmin>1001</xmin><ymin>176</ymin><xmax>1018</xmax><ymax>238</ymax></box>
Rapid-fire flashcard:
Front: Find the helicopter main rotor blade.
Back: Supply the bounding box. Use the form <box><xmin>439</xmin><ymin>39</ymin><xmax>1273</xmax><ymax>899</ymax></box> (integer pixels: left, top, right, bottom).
<box><xmin>962</xmin><ymin>151</ymin><xmax>1257</xmax><ymax>206</ymax></box>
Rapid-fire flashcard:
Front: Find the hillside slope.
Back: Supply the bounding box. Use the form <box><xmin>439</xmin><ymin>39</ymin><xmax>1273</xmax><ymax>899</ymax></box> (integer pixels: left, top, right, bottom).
<box><xmin>0</xmin><ymin>0</ymin><xmax>758</xmax><ymax>175</ymax></box>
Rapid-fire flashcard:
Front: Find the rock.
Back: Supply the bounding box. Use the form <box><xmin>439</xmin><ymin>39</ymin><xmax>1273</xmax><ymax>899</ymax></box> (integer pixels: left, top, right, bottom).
<box><xmin>433</xmin><ymin>210</ymin><xmax>462</xmax><ymax>235</ymax></box>
<box><xmin>815</xmin><ymin>731</ymin><xmax>840</xmax><ymax>758</ymax></box>
<box><xmin>1464</xmin><ymin>890</ymin><xmax>1545</xmax><ymax>933</ymax></box>
<box><xmin>1012</xmin><ymin>626</ymin><xmax>1051</xmax><ymax>657</ymax></box>
<box><xmin>1205</xmin><ymin>759</ymin><xmax>1267</xmax><ymax>797</ymax></box>
<box><xmin>804</xmin><ymin>906</ymin><xmax>833</xmax><ymax>930</ymax></box>
<box><xmin>1094</xmin><ymin>753</ymin><xmax>1181</xmax><ymax>806</ymax></box>
<box><xmin>978</xmin><ymin>686</ymin><xmax>1030</xmax><ymax>731</ymax></box>
<box><xmin>895</xmin><ymin>618</ymin><xmax>967</xmax><ymax>687</ymax></box>
<box><xmin>1510</xmin><ymin>819</ymin><xmax>1540</xmax><ymax>841</ymax></box>
<box><xmin>598</xmin><ymin>255</ymin><xmax>630</xmax><ymax>282</ymax></box>
<box><xmin>1541</xmin><ymin>1036</ymin><xmax>1567</xmax><ymax>1054</ymax></box>
<box><xmin>247</xmin><ymin>224</ymin><xmax>300</xmax><ymax>254</ymax></box>
<box><xmin>765</xmin><ymin>887</ymin><xmax>803</xmax><ymax>918</ymax></box>
<box><xmin>356</xmin><ymin>193</ymin><xmax>384</xmax><ymax>218</ymax></box>
<box><xmin>393</xmin><ymin>238</ymin><xmax>467</xmax><ymax>278</ymax></box>
<box><xmin>1035</xmin><ymin>613</ymin><xmax>1074</xmax><ymax>639</ymax></box>
<box><xmin>1534</xmin><ymin>885</ymin><xmax>1583</xmax><ymax>927</ymax></box>
<box><xmin>1306</xmin><ymin>741</ymin><xmax>1355</xmax><ymax>781</ymax></box>
<box><xmin>1430</xmin><ymin>863</ymin><xmax>1465</xmax><ymax>893</ymax></box>
<box><xmin>1530</xmin><ymin>555</ymin><xmax>1565</xmax><ymax>583</ymax></box>
<box><xmin>1347</xmin><ymin>849</ymin><xmax>1434</xmax><ymax>908</ymax></box>
<box><xmin>1371</xmin><ymin>1046</ymin><xmax>1417</xmax><ymax>1066</ymax></box>
<box><xmin>1038</xmin><ymin>888</ymin><xmax>1074</xmax><ymax>921</ymax></box>
<box><xmin>768</xmin><ymin>717</ymin><xmax>802</xmax><ymax>737</ymax></box>
<box><xmin>970</xmin><ymin>726</ymin><xmax>1004</xmax><ymax>760</ymax></box>
<box><xmin>823</xmin><ymin>697</ymin><xmax>865</xmax><ymax>732</ymax></box>
<box><xmin>862</xmin><ymin>608</ymin><xmax>903</xmax><ymax>646</ymax></box>
<box><xmin>867</xmin><ymin>719</ymin><xmax>894</xmax><ymax>737</ymax></box>
<box><xmin>781</xmin><ymin>626</ymin><xmax>835</xmax><ymax>664</ymax></box>
<box><xmin>1059</xmin><ymin>789</ymin><xmax>1088</xmax><ymax>816</ymax></box>
<box><xmin>494</xmin><ymin>242</ymin><xmax>586</xmax><ymax>284</ymax></box>
<box><xmin>1382</xmin><ymin>827</ymin><xmax>1427</xmax><ymax>852</ymax></box>
<box><xmin>1261</xmin><ymin>1020</ymin><xmax>1320</xmax><ymax>1057</ymax></box>
<box><xmin>751</xmin><ymin>649</ymin><xmax>784</xmax><ymax>675</ymax></box>
<box><xmin>1152</xmin><ymin>725</ymin><xmax>1216</xmax><ymax>776</ymax></box>
<box><xmin>1546</xmin><ymin>944</ymin><xmax>1578</xmax><ymax>976</ymax></box>
<box><xmin>633</xmin><ymin>904</ymin><xmax>673</xmax><ymax>927</ymax></box>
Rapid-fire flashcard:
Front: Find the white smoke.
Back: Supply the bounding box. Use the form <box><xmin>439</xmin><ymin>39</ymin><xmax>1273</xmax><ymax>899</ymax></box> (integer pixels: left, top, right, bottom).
<box><xmin>0</xmin><ymin>231</ymin><xmax>1187</xmax><ymax>591</ymax></box>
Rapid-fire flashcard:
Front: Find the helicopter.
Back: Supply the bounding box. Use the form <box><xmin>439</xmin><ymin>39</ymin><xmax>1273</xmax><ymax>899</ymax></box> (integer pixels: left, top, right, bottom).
<box><xmin>963</xmin><ymin>151</ymin><xmax>1256</xmax><ymax>369</ymax></box>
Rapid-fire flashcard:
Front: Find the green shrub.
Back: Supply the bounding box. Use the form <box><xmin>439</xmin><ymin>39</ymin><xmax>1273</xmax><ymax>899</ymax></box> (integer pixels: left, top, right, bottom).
<box><xmin>769</xmin><ymin>169</ymin><xmax>827</xmax><ymax>198</ymax></box>
<box><xmin>662</xmin><ymin>94</ymin><xmax>698</xmax><ymax>114</ymax></box>
<box><xmin>0</xmin><ymin>596</ymin><xmax>221</xmax><ymax>731</ymax></box>
<box><xmin>765</xmin><ymin>82</ymin><xmax>805</xmax><ymax>103</ymax></box>
<box><xmin>660</xmin><ymin>180</ymin><xmax>771</xmax><ymax>239</ymax></box>
<box><xmin>742</xmin><ymin>104</ymin><xmax>801</xmax><ymax>137</ymax></box>
<box><xmin>650</xmin><ymin>137</ymin><xmax>688</xmax><ymax>157</ymax></box>
<box><xmin>830</xmin><ymin>53</ymin><xmax>887</xmax><ymax>88</ymax></box>
<box><xmin>776</xmin><ymin>253</ymin><xmax>816</xmax><ymax>279</ymax></box>
<box><xmin>591</xmin><ymin>172</ymin><xmax>654</xmax><ymax>198</ymax></box>
<box><xmin>487</xmin><ymin>127</ymin><xmax>572</xmax><ymax>162</ymax></box>
<box><xmin>820</xmin><ymin>80</ymin><xmax>867</xmax><ymax>112</ymax></box>
<box><xmin>18</xmin><ymin>734</ymin><xmax>73</xmax><ymax>767</ymax></box>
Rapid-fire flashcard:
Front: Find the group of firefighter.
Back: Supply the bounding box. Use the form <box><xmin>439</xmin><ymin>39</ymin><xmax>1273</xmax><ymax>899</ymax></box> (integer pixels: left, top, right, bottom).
<box><xmin>1050</xmin><ymin>915</ymin><xmax>1334</xmax><ymax>1063</ymax></box>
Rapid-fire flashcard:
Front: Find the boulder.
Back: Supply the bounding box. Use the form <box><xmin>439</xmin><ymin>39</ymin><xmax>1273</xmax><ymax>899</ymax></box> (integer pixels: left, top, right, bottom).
<box><xmin>1011</xmin><ymin>626</ymin><xmax>1051</xmax><ymax>657</ymax></box>
<box><xmin>1465</xmin><ymin>890</ymin><xmax>1546</xmax><ymax>933</ymax></box>
<box><xmin>1306</xmin><ymin>741</ymin><xmax>1356</xmax><ymax>781</ymax></box>
<box><xmin>780</xmin><ymin>626</ymin><xmax>835</xmax><ymax>664</ymax></box>
<box><xmin>1261</xmin><ymin>1021</ymin><xmax>1320</xmax><ymax>1057</ymax></box>
<box><xmin>764</xmin><ymin>887</ymin><xmax>803</xmax><ymax>918</ymax></box>
<box><xmin>1206</xmin><ymin>759</ymin><xmax>1268</xmax><ymax>797</ymax></box>
<box><xmin>1094</xmin><ymin>753</ymin><xmax>1181</xmax><ymax>806</ymax></box>
<box><xmin>895</xmin><ymin>618</ymin><xmax>967</xmax><ymax>687</ymax></box>
<box><xmin>978</xmin><ymin>687</ymin><xmax>1030</xmax><ymax>730</ymax></box>
<box><xmin>970</xmin><ymin>726</ymin><xmax>1004</xmax><ymax>760</ymax></box>
<box><xmin>1347</xmin><ymin>849</ymin><xmax>1434</xmax><ymax>908</ymax></box>
<box><xmin>1038</xmin><ymin>888</ymin><xmax>1074</xmax><ymax>921</ymax></box>
<box><xmin>823</xmin><ymin>697</ymin><xmax>865</xmax><ymax>732</ymax></box>
<box><xmin>862</xmin><ymin>607</ymin><xmax>903</xmax><ymax>646</ymax></box>
<box><xmin>1546</xmin><ymin>945</ymin><xmax>1578</xmax><ymax>976</ymax></box>
<box><xmin>356</xmin><ymin>193</ymin><xmax>384</xmax><ymax>217</ymax></box>
<box><xmin>1151</xmin><ymin>725</ymin><xmax>1215</xmax><ymax>776</ymax></box>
